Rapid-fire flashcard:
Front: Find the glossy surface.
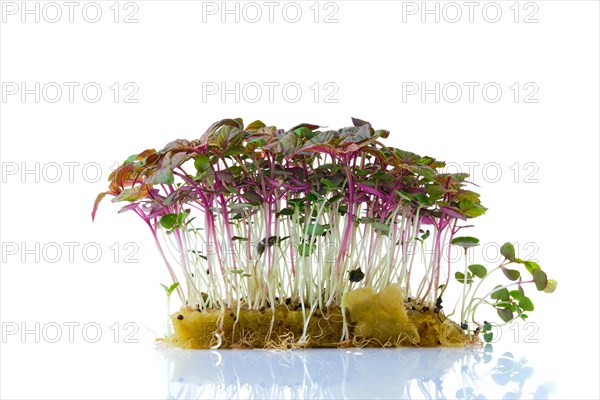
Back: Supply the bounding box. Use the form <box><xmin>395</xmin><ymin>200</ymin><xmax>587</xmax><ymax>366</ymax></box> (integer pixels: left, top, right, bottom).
<box><xmin>162</xmin><ymin>346</ymin><xmax>556</xmax><ymax>399</ymax></box>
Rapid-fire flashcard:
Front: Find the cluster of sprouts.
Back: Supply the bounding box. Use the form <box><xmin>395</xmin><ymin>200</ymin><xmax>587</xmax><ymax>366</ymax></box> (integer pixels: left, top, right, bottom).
<box><xmin>93</xmin><ymin>118</ymin><xmax>555</xmax><ymax>340</ymax></box>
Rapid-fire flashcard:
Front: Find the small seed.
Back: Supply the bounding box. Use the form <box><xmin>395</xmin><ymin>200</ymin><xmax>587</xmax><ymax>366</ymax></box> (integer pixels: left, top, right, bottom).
<box><xmin>177</xmin><ymin>315</ymin><xmax>184</xmax><ymax>320</ymax></box>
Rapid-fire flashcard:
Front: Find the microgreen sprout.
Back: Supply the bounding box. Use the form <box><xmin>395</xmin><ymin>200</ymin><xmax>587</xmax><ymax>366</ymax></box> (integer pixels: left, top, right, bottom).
<box><xmin>453</xmin><ymin>239</ymin><xmax>557</xmax><ymax>337</ymax></box>
<box><xmin>160</xmin><ymin>282</ymin><xmax>180</xmax><ymax>335</ymax></box>
<box><xmin>93</xmin><ymin>118</ymin><xmax>556</xmax><ymax>346</ymax></box>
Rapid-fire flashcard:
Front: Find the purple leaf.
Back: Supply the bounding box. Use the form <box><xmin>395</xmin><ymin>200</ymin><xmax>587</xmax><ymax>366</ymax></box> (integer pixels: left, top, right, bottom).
<box><xmin>440</xmin><ymin>205</ymin><xmax>467</xmax><ymax>221</ymax></box>
<box><xmin>355</xmin><ymin>183</ymin><xmax>386</xmax><ymax>198</ymax></box>
<box><xmin>118</xmin><ymin>203</ymin><xmax>140</xmax><ymax>214</ymax></box>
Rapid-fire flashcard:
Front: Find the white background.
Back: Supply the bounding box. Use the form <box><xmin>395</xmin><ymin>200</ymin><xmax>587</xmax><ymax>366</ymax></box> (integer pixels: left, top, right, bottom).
<box><xmin>0</xmin><ymin>1</ymin><xmax>598</xmax><ymax>399</ymax></box>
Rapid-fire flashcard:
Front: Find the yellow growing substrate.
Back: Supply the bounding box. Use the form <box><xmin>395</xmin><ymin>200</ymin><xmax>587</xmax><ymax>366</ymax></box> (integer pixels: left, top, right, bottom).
<box><xmin>167</xmin><ymin>284</ymin><xmax>471</xmax><ymax>349</ymax></box>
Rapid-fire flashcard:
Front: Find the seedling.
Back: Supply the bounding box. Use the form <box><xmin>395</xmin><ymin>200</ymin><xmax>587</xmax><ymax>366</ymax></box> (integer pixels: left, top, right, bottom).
<box><xmin>93</xmin><ymin>118</ymin><xmax>556</xmax><ymax>347</ymax></box>
<box><xmin>161</xmin><ymin>282</ymin><xmax>180</xmax><ymax>336</ymax></box>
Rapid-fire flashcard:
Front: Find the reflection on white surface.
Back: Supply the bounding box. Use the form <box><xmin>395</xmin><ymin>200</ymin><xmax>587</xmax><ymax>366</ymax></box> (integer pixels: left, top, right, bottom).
<box><xmin>161</xmin><ymin>346</ymin><xmax>556</xmax><ymax>399</ymax></box>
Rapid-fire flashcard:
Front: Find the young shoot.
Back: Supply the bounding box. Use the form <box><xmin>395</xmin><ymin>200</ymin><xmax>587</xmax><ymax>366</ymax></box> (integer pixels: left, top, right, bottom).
<box><xmin>161</xmin><ymin>282</ymin><xmax>180</xmax><ymax>336</ymax></box>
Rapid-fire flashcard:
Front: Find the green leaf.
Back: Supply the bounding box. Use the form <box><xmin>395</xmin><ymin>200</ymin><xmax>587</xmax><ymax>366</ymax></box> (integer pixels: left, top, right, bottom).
<box><xmin>426</xmin><ymin>185</ymin><xmax>446</xmax><ymax>202</ymax></box>
<box><xmin>468</xmin><ymin>264</ymin><xmax>487</xmax><ymax>278</ymax></box>
<box><xmin>349</xmin><ymin>268</ymin><xmax>365</xmax><ymax>282</ymax></box>
<box><xmin>500</xmin><ymin>242</ymin><xmax>516</xmax><ymax>262</ymax></box>
<box><xmin>276</xmin><ymin>208</ymin><xmax>294</xmax><ymax>216</ymax></box>
<box><xmin>222</xmin><ymin>145</ymin><xmax>246</xmax><ymax>157</ymax></box>
<box><xmin>177</xmin><ymin>210</ymin><xmax>189</xmax><ymax>225</ymax></box>
<box><xmin>245</xmin><ymin>120</ymin><xmax>266</xmax><ymax>130</ymax></box>
<box><xmin>544</xmin><ymin>279</ymin><xmax>557</xmax><ymax>293</ymax></box>
<box><xmin>298</xmin><ymin>243</ymin><xmax>316</xmax><ymax>257</ymax></box>
<box><xmin>372</xmin><ymin>221</ymin><xmax>390</xmax><ymax>235</ymax></box>
<box><xmin>305</xmin><ymin>223</ymin><xmax>327</xmax><ymax>236</ymax></box>
<box><xmin>161</xmin><ymin>282</ymin><xmax>179</xmax><ymax>296</ymax></box>
<box><xmin>491</xmin><ymin>286</ymin><xmax>510</xmax><ymax>301</ymax></box>
<box><xmin>533</xmin><ymin>269</ymin><xmax>548</xmax><ymax>291</ymax></box>
<box><xmin>320</xmin><ymin>178</ymin><xmax>338</xmax><ymax>188</ymax></box>
<box><xmin>160</xmin><ymin>213</ymin><xmax>178</xmax><ymax>229</ymax></box>
<box><xmin>124</xmin><ymin>154</ymin><xmax>138</xmax><ymax>164</ymax></box>
<box><xmin>112</xmin><ymin>187</ymin><xmax>145</xmax><ymax>202</ymax></box>
<box><xmin>327</xmin><ymin>194</ymin><xmax>343</xmax><ymax>204</ymax></box>
<box><xmin>502</xmin><ymin>267</ymin><xmax>521</xmax><ymax>281</ymax></box>
<box><xmin>459</xmin><ymin>199</ymin><xmax>487</xmax><ymax>218</ymax></box>
<box><xmin>455</xmin><ymin>271</ymin><xmax>473</xmax><ymax>285</ymax></box>
<box><xmin>168</xmin><ymin>282</ymin><xmax>179</xmax><ymax>295</ymax></box>
<box><xmin>519</xmin><ymin>296</ymin><xmax>534</xmax><ymax>312</ymax></box>
<box><xmin>509</xmin><ymin>290</ymin><xmax>523</xmax><ymax>301</ymax></box>
<box><xmin>245</xmin><ymin>138</ymin><xmax>265</xmax><ymax>151</ymax></box>
<box><xmin>414</xmin><ymin>193</ymin><xmax>431</xmax><ymax>206</ymax></box>
<box><xmin>497</xmin><ymin>307</ymin><xmax>514</xmax><ymax>323</ymax></box>
<box><xmin>452</xmin><ymin>236</ymin><xmax>480</xmax><ymax>248</ymax></box>
<box><xmin>524</xmin><ymin>260</ymin><xmax>541</xmax><ymax>274</ymax></box>
<box><xmin>230</xmin><ymin>269</ymin><xmax>244</xmax><ymax>274</ymax></box>
<box><xmin>194</xmin><ymin>154</ymin><xmax>210</xmax><ymax>174</ymax></box>
<box><xmin>483</xmin><ymin>332</ymin><xmax>493</xmax><ymax>343</ymax></box>
<box><xmin>229</xmin><ymin>203</ymin><xmax>254</xmax><ymax>211</ymax></box>
<box><xmin>242</xmin><ymin>191</ymin><xmax>263</xmax><ymax>205</ymax></box>
<box><xmin>163</xmin><ymin>191</ymin><xmax>177</xmax><ymax>206</ymax></box>
<box><xmin>483</xmin><ymin>322</ymin><xmax>492</xmax><ymax>331</ymax></box>
<box><xmin>396</xmin><ymin>190</ymin><xmax>414</xmax><ymax>202</ymax></box>
<box><xmin>147</xmin><ymin>169</ymin><xmax>174</xmax><ymax>185</ymax></box>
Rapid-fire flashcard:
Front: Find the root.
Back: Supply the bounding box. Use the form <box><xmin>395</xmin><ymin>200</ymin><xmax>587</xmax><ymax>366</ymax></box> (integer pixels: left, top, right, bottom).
<box><xmin>167</xmin><ymin>298</ymin><xmax>478</xmax><ymax>349</ymax></box>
